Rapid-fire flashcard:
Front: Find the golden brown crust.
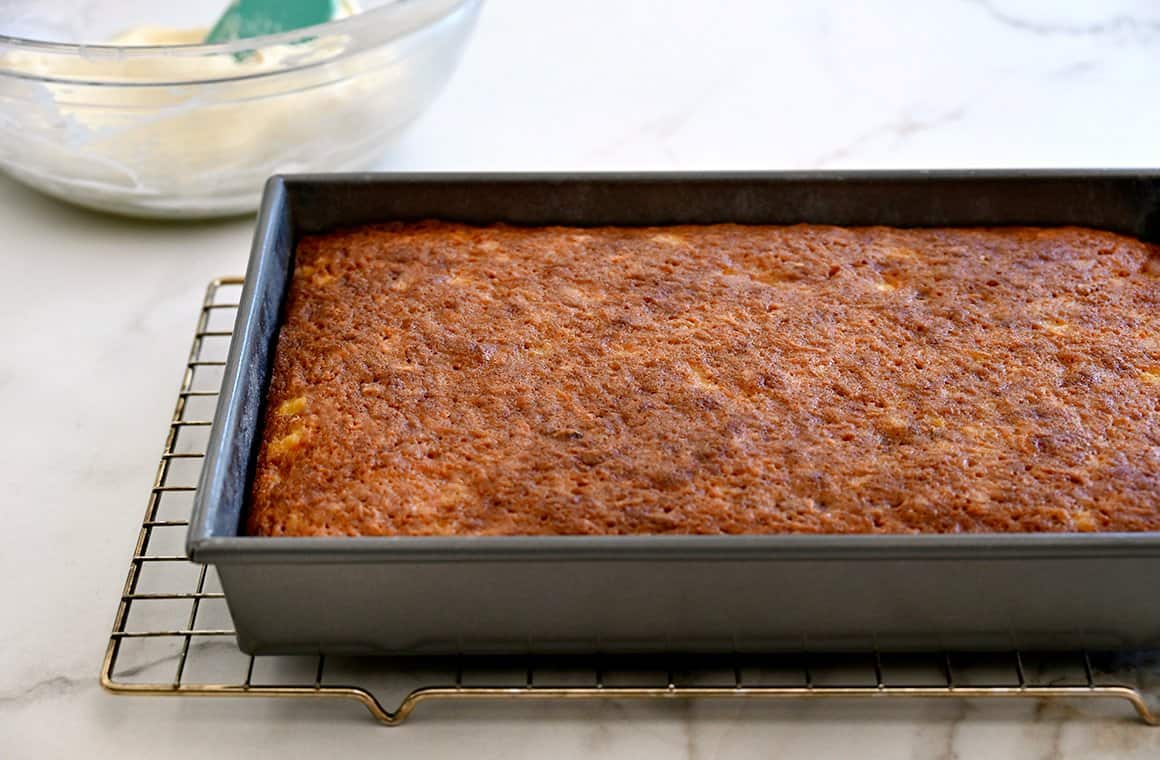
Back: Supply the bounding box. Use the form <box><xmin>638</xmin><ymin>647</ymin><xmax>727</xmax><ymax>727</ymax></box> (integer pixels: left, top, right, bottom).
<box><xmin>248</xmin><ymin>223</ymin><xmax>1160</xmax><ymax>536</ymax></box>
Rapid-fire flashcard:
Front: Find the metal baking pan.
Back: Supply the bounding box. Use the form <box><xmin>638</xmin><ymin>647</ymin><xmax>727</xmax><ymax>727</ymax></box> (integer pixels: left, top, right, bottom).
<box><xmin>189</xmin><ymin>171</ymin><xmax>1160</xmax><ymax>656</ymax></box>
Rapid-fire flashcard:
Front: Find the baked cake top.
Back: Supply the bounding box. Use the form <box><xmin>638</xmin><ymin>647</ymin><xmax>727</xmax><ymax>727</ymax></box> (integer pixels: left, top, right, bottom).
<box><xmin>249</xmin><ymin>223</ymin><xmax>1160</xmax><ymax>536</ymax></box>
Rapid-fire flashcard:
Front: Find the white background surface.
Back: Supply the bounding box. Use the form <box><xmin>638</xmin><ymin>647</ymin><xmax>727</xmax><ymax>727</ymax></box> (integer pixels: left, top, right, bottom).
<box><xmin>3</xmin><ymin>0</ymin><xmax>1160</xmax><ymax>757</ymax></box>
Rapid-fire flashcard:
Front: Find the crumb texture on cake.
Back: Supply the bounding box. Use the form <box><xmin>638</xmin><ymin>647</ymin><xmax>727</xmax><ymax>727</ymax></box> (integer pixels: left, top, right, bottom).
<box><xmin>248</xmin><ymin>222</ymin><xmax>1160</xmax><ymax>536</ymax></box>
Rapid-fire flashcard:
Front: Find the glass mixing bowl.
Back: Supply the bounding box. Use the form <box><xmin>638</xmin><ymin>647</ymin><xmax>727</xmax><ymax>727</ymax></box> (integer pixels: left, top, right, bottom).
<box><xmin>0</xmin><ymin>0</ymin><xmax>482</xmax><ymax>217</ymax></box>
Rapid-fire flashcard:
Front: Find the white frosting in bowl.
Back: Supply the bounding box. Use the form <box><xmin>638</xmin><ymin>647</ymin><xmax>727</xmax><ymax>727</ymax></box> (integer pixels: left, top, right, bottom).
<box><xmin>0</xmin><ymin>0</ymin><xmax>478</xmax><ymax>217</ymax></box>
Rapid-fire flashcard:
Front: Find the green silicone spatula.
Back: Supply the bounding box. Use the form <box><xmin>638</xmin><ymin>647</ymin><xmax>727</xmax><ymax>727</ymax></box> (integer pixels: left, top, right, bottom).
<box><xmin>205</xmin><ymin>0</ymin><xmax>345</xmax><ymax>43</ymax></box>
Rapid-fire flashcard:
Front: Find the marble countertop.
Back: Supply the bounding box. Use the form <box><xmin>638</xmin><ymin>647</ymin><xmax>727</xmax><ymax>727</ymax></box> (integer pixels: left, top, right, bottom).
<box><xmin>3</xmin><ymin>0</ymin><xmax>1160</xmax><ymax>757</ymax></box>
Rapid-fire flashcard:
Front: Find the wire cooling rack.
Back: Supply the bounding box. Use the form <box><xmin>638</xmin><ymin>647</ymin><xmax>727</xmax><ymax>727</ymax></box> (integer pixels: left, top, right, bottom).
<box><xmin>100</xmin><ymin>277</ymin><xmax>1160</xmax><ymax>727</ymax></box>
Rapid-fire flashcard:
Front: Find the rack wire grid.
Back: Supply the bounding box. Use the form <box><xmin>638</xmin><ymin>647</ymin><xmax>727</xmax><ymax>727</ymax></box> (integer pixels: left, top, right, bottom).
<box><xmin>100</xmin><ymin>277</ymin><xmax>1160</xmax><ymax>727</ymax></box>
